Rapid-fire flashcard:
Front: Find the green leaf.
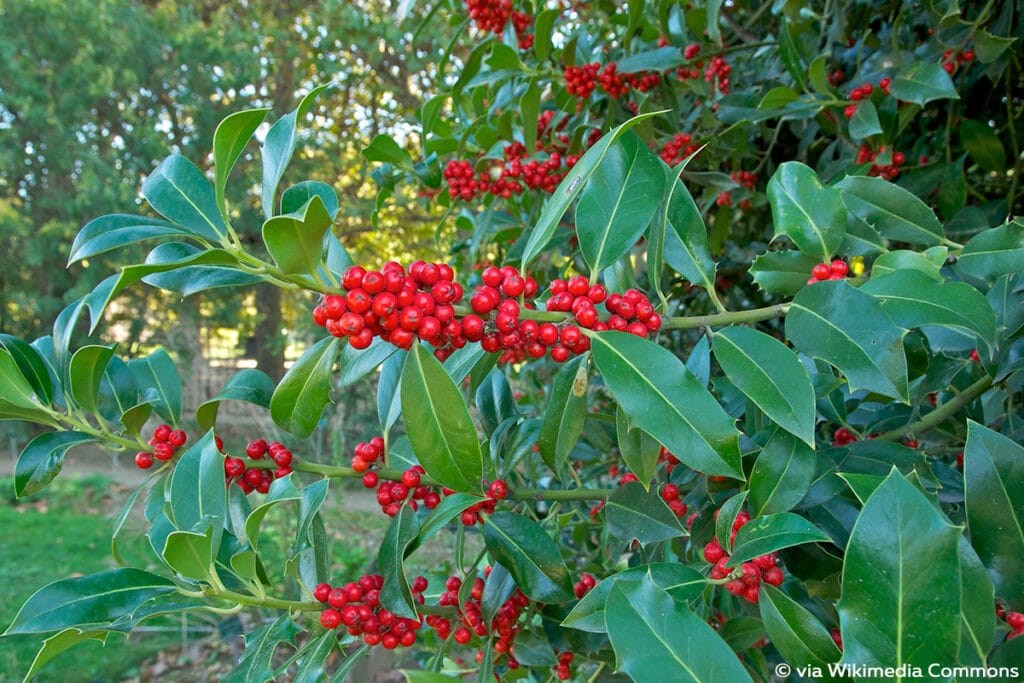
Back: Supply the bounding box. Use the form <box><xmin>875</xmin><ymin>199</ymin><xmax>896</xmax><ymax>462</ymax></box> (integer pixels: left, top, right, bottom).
<box><xmin>767</xmin><ymin>162</ymin><xmax>846</xmax><ymax>262</ymax></box>
<box><xmin>339</xmin><ymin>336</ymin><xmax>399</xmax><ymax>386</ymax></box>
<box><xmin>262</xmin><ymin>195</ymin><xmax>332</xmax><ymax>276</ymax></box>
<box><xmin>15</xmin><ymin>431</ymin><xmax>97</xmax><ymax>498</ymax></box>
<box><xmin>376</xmin><ymin>349</ymin><xmax>407</xmax><ymax>435</ymax></box>
<box><xmin>332</xmin><ymin>644</ymin><xmax>370</xmax><ymax>682</ymax></box>
<box><xmin>261</xmin><ymin>86</ymin><xmax>328</xmax><ymax>219</ymax></box>
<box><xmin>292</xmin><ymin>630</ymin><xmax>338</xmax><ymax>683</ymax></box>
<box><xmin>270</xmin><ymin>337</ymin><xmax>338</xmax><ymax>438</ymax></box>
<box><xmin>606</xmin><ymin>577</ymin><xmax>754</xmax><ymax>683</ymax></box>
<box><xmin>4</xmin><ymin>568</ymin><xmax>177</xmax><ymax>635</ymax></box>
<box><xmin>521</xmin><ymin>111</ymin><xmax>665</xmax><ymax>270</ymax></box>
<box><xmin>533</xmin><ymin>8</ymin><xmax>559</xmax><ymax>62</ymax></box>
<box><xmin>521</xmin><ymin>80</ymin><xmax>540</xmax><ymax>161</ymax></box>
<box><xmin>749</xmin><ymin>250</ymin><xmax>819</xmax><ymax>296</ymax></box>
<box><xmin>68</xmin><ymin>345</ymin><xmax>115</xmax><ymax>415</ymax></box>
<box><xmin>538</xmin><ymin>354</ymin><xmax>588</xmax><ymax>472</ymax></box>
<box><xmin>475</xmin><ymin>368</ymin><xmax>518</xmax><ymax>436</ymax></box>
<box><xmin>562</xmin><ymin>563</ymin><xmax>706</xmax><ymax>633</ymax></box>
<box><xmin>716</xmin><ymin>492</ymin><xmax>749</xmax><ymax>551</ymax></box>
<box><xmin>861</xmin><ymin>270</ymin><xmax>996</xmax><ymax>348</ymax></box>
<box><xmin>481</xmin><ymin>511</ymin><xmax>573</xmax><ymax>603</ymax></box>
<box><xmin>837</xmin><ymin>470</ymin><xmax>962</xmax><ymax>670</ymax></box>
<box><xmin>974</xmin><ymin>30</ymin><xmax>1017</xmax><ymax>63</ymax></box>
<box><xmin>245</xmin><ymin>475</ymin><xmax>302</xmax><ymax>548</ymax></box>
<box><xmin>960</xmin><ymin>119</ymin><xmax>1007</xmax><ymax>173</ymax></box>
<box><xmin>97</xmin><ymin>356</ymin><xmax>138</xmax><ymax>423</ymax></box>
<box><xmin>618</xmin><ymin>46</ymin><xmax>687</xmax><ymax>73</ymax></box>
<box><xmin>963</xmin><ymin>421</ymin><xmax>1024</xmax><ymax>611</ymax></box>
<box><xmin>713</xmin><ymin>327</ymin><xmax>816</xmax><ymax>445</ymax></box>
<box><xmin>128</xmin><ymin>348</ymin><xmax>182</xmax><ymax>425</ymax></box>
<box><xmin>615</xmin><ymin>408</ymin><xmax>662</xmax><ymax>489</ymax></box>
<box><xmin>168</xmin><ymin>432</ymin><xmax>227</xmax><ymax>560</ymax></box>
<box><xmin>0</xmin><ymin>346</ymin><xmax>50</xmax><ymax>421</ymax></box>
<box><xmin>378</xmin><ymin>505</ymin><xmax>421</xmax><ymax>619</ymax></box>
<box><xmin>786</xmin><ymin>280</ymin><xmax>908</xmax><ymax>401</ymax></box>
<box><xmin>889</xmin><ymin>61</ymin><xmax>960</xmax><ymax>106</ymax></box>
<box><xmin>759</xmin><ymin>584</ymin><xmax>842</xmax><ymax>669</ymax></box>
<box><xmin>726</xmin><ymin>513</ymin><xmax>830</xmax><ymax>566</ymax></box>
<box><xmin>138</xmin><ymin>244</ymin><xmax>260</xmax><ymax>297</ymax></box>
<box><xmin>576</xmin><ymin>132</ymin><xmax>665</xmax><ymax>274</ymax></box>
<box><xmin>196</xmin><ymin>368</ymin><xmax>275</xmax><ymax>431</ymax></box>
<box><xmin>401</xmin><ymin>343</ymin><xmax>483</xmax><ymax>493</ymax></box>
<box><xmin>162</xmin><ymin>526</ymin><xmax>215</xmax><ymax>581</ymax></box>
<box><xmin>748</xmin><ymin>430</ymin><xmax>816</xmax><ymax>516</ymax></box>
<box><xmin>407</xmin><ymin>493</ymin><xmax>480</xmax><ymax>556</ymax></box>
<box><xmin>848</xmin><ymin>101</ymin><xmax>883</xmax><ymax>139</ymax></box>
<box><xmin>282</xmin><ymin>181</ymin><xmax>340</xmax><ymax>218</ymax></box>
<box><xmin>222</xmin><ymin>615</ymin><xmax>302</xmax><ymax>683</ymax></box>
<box><xmin>142</xmin><ymin>154</ymin><xmax>228</xmax><ymax>244</ymax></box>
<box><xmin>957</xmin><ymin>221</ymin><xmax>1024</xmax><ymax>285</ymax></box>
<box><xmin>213</xmin><ymin>107</ymin><xmax>270</xmax><ymax>217</ymax></box>
<box><xmin>362</xmin><ymin>134</ymin><xmax>414</xmax><ymax>170</ymax></box>
<box><xmin>24</xmin><ymin>628</ymin><xmax>110</xmax><ymax>680</ymax></box>
<box><xmin>0</xmin><ymin>335</ymin><xmax>52</xmax><ymax>407</ymax></box>
<box><xmin>958</xmin><ymin>537</ymin><xmax>996</xmax><ymax>663</ymax></box>
<box><xmin>662</xmin><ymin>171</ymin><xmax>718</xmax><ymax>297</ymax></box>
<box><xmin>871</xmin><ymin>249</ymin><xmax>945</xmax><ymax>281</ymax></box>
<box><xmin>590</xmin><ymin>332</ymin><xmax>743</xmax><ymax>479</ymax></box>
<box><xmin>481</xmin><ymin>563</ymin><xmax>517</xmax><ymax>626</ymax></box>
<box><xmin>68</xmin><ymin>214</ymin><xmax>190</xmax><ymax>265</ymax></box>
<box><xmin>837</xmin><ymin>175</ymin><xmax>946</xmax><ymax>246</ymax></box>
<box><xmin>605</xmin><ymin>481</ymin><xmax>687</xmax><ymax>546</ymax></box>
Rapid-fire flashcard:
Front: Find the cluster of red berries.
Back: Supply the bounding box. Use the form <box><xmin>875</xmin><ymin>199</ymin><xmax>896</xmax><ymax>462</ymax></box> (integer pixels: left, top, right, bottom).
<box><xmin>597</xmin><ymin>63</ymin><xmax>630</xmax><ymax>99</ymax></box>
<box><xmin>659</xmin><ymin>483</ymin><xmax>689</xmax><ymax>518</ymax></box>
<box><xmin>564</xmin><ymin>62</ymin><xmax>600</xmax><ymax>99</ymax></box>
<box><xmin>457</xmin><ymin>479</ymin><xmax>509</xmax><ymax>525</ymax></box>
<box><xmin>553</xmin><ymin>651</ymin><xmax>577</xmax><ymax>680</ymax></box>
<box><xmin>564</xmin><ymin>61</ymin><xmax>655</xmax><ymax>102</ymax></box>
<box><xmin>314</xmin><ymin>574</ymin><xmax>427</xmax><ymax>648</ymax></box>
<box><xmin>703</xmin><ymin>55</ymin><xmax>731</xmax><ymax>95</ymax></box>
<box><xmin>832</xmin><ymin>426</ymin><xmax>857</xmax><ymax>446</ymax></box>
<box><xmin>511</xmin><ymin>11</ymin><xmax>533</xmax><ymax>49</ymax></box>
<box><xmin>705</xmin><ymin>511</ymin><xmax>784</xmax><ymax>603</ymax></box>
<box><xmin>464</xmin><ymin>0</ymin><xmax>512</xmax><ymax>34</ymax></box>
<box><xmin>941</xmin><ymin>48</ymin><xmax>974</xmax><ymax>75</ymax></box>
<box><xmin>856</xmin><ymin>144</ymin><xmax>907</xmax><ymax>180</ymax></box>
<box><xmin>807</xmin><ymin>259</ymin><xmax>849</xmax><ymax>285</ymax></box>
<box><xmin>572</xmin><ymin>572</ymin><xmax>597</xmax><ymax>599</ymax></box>
<box><xmin>731</xmin><ymin>169</ymin><xmax>756</xmax><ymax>190</ymax></box>
<box><xmin>362</xmin><ymin>466</ymin><xmax>444</xmax><ymax>517</ymax></box>
<box><xmin>224</xmin><ymin>439</ymin><xmax>294</xmax><ymax>494</ymax></box>
<box><xmin>134</xmin><ymin>424</ymin><xmax>188</xmax><ymax>469</ymax></box>
<box><xmin>673</xmin><ymin>43</ymin><xmax>704</xmax><ymax>81</ymax></box>
<box><xmin>842</xmin><ymin>78</ymin><xmax>894</xmax><ymax>120</ymax></box>
<box><xmin>996</xmin><ymin>602</ymin><xmax>1024</xmax><ymax>640</ymax></box>
<box><xmin>660</xmin><ymin>132</ymin><xmax>700</xmax><ymax>166</ymax></box>
<box><xmin>349</xmin><ymin>436</ymin><xmax>386</xmax><ymax>473</ymax></box>
<box><xmin>628</xmin><ymin>71</ymin><xmax>661</xmax><ymax>92</ymax></box>
<box><xmin>659</xmin><ymin>445</ymin><xmax>681</xmax><ymax>473</ymax></box>
<box><xmin>431</xmin><ymin>568</ymin><xmax>531</xmax><ymax>668</ymax></box>
<box><xmin>443</xmin><ymin>144</ymin><xmax>581</xmax><ymax>201</ymax></box>
<box><xmin>312</xmin><ymin>261</ymin><xmax>468</xmax><ymax>361</ymax></box>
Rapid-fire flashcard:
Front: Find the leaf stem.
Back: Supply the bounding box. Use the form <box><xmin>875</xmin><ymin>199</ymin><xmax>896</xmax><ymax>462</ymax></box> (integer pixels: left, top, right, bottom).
<box><xmin>663</xmin><ymin>303</ymin><xmax>790</xmax><ymax>330</ymax></box>
<box><xmin>875</xmin><ymin>375</ymin><xmax>994</xmax><ymax>442</ymax></box>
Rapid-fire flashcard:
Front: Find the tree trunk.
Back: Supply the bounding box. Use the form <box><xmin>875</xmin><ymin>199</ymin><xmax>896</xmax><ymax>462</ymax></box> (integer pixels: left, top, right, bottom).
<box><xmin>252</xmin><ymin>283</ymin><xmax>286</xmax><ymax>383</ymax></box>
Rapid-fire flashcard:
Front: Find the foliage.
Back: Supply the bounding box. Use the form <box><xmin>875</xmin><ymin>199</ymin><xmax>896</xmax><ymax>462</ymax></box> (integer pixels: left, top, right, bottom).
<box><xmin>1</xmin><ymin>0</ymin><xmax>1023</xmax><ymax>681</ymax></box>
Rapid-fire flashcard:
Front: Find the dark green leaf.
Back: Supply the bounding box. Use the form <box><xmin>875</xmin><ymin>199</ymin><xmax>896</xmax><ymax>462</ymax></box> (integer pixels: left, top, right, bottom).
<box><xmin>245</xmin><ymin>475</ymin><xmax>302</xmax><ymax>548</ymax></box>
<box><xmin>533</xmin><ymin>9</ymin><xmax>559</xmax><ymax>62</ymax></box>
<box><xmin>213</xmin><ymin>108</ymin><xmax>269</xmax><ymax>216</ymax></box>
<box><xmin>68</xmin><ymin>345</ymin><xmax>115</xmax><ymax>415</ymax></box>
<box><xmin>475</xmin><ymin>368</ymin><xmax>518</xmax><ymax>436</ymax></box>
<box><xmin>481</xmin><ymin>511</ymin><xmax>573</xmax><ymax>603</ymax></box>
<box><xmin>128</xmin><ymin>348</ymin><xmax>182</xmax><ymax>425</ymax></box>
<box><xmin>963</xmin><ymin>421</ymin><xmax>1024</xmax><ymax>611</ymax></box>
<box><xmin>605</xmin><ymin>481</ymin><xmax>687</xmax><ymax>546</ymax></box>
<box><xmin>362</xmin><ymin>134</ymin><xmax>414</xmax><ymax>170</ymax></box>
<box><xmin>262</xmin><ymin>195</ymin><xmax>332</xmax><ymax>276</ymax></box>
<box><xmin>590</xmin><ymin>332</ymin><xmax>743</xmax><ymax>479</ymax></box>
<box><xmin>401</xmin><ymin>343</ymin><xmax>483</xmax><ymax>492</ymax></box>
<box><xmin>838</xmin><ymin>175</ymin><xmax>946</xmax><ymax>246</ymax></box>
<box><xmin>261</xmin><ymin>86</ymin><xmax>328</xmax><ymax>219</ymax></box>
<box><xmin>196</xmin><ymin>368</ymin><xmax>275</xmax><ymax>431</ymax></box>
<box><xmin>974</xmin><ymin>30</ymin><xmax>1017</xmax><ymax>63</ymax></box>
<box><xmin>377</xmin><ymin>349</ymin><xmax>407</xmax><ymax>435</ymax></box>
<box><xmin>716</xmin><ymin>492</ymin><xmax>749</xmax><ymax>551</ymax></box>
<box><xmin>714</xmin><ymin>327</ymin><xmax>816</xmax><ymax>445</ymax></box>
<box><xmin>282</xmin><ymin>181</ymin><xmax>340</xmax><ymax>218</ymax></box>
<box><xmin>480</xmin><ymin>563</ymin><xmax>517</xmax><ymax>626</ymax></box>
<box><xmin>0</xmin><ymin>335</ymin><xmax>52</xmax><ymax>406</ymax></box>
<box><xmin>270</xmin><ymin>337</ymin><xmax>338</xmax><ymax>438</ymax></box>
<box><xmin>221</xmin><ymin>615</ymin><xmax>302</xmax><ymax>683</ymax></box>
<box><xmin>848</xmin><ymin>101</ymin><xmax>882</xmax><ymax>139</ymax></box>
<box><xmin>957</xmin><ymin>221</ymin><xmax>1024</xmax><ymax>285</ymax></box>
<box><xmin>407</xmin><ymin>493</ymin><xmax>480</xmax><ymax>556</ymax></box>
<box><xmin>0</xmin><ymin>346</ymin><xmax>51</xmax><ymax>422</ymax></box>
<box><xmin>15</xmin><ymin>431</ymin><xmax>97</xmax><ymax>498</ymax></box>
<box><xmin>162</xmin><ymin>526</ymin><xmax>215</xmax><ymax>581</ymax></box>
<box><xmin>538</xmin><ymin>354</ymin><xmax>588</xmax><ymax>472</ymax></box>
<box><xmin>143</xmin><ymin>154</ymin><xmax>228</xmax><ymax>243</ymax></box>
<box><xmin>68</xmin><ymin>214</ymin><xmax>189</xmax><ymax>265</ymax></box>
<box><xmin>749</xmin><ymin>250</ymin><xmax>820</xmax><ymax>296</ymax></box>
<box><xmin>662</xmin><ymin>171</ymin><xmax>718</xmax><ymax>297</ymax></box>
<box><xmin>293</xmin><ymin>630</ymin><xmax>337</xmax><ymax>683</ymax></box>
<box><xmin>726</xmin><ymin>513</ymin><xmax>830</xmax><ymax>566</ymax></box>
<box><xmin>768</xmin><ymin>162</ymin><xmax>846</xmax><ymax>262</ymax></box>
<box><xmin>786</xmin><ymin>280</ymin><xmax>908</xmax><ymax>401</ymax></box>
<box><xmin>871</xmin><ymin>248</ymin><xmax>945</xmax><ymax>281</ymax></box>
<box><xmin>889</xmin><ymin>61</ymin><xmax>960</xmax><ymax>105</ymax></box>
<box><xmin>759</xmin><ymin>584</ymin><xmax>841</xmax><ymax>669</ymax></box>
<box><xmin>4</xmin><ymin>568</ymin><xmax>177</xmax><ymax>635</ymax></box>
<box><xmin>748</xmin><ymin>430</ymin><xmax>816</xmax><ymax>516</ymax></box>
<box><xmin>615</xmin><ymin>407</ymin><xmax>661</xmax><ymax>489</ymax></box>
<box><xmin>960</xmin><ymin>119</ymin><xmax>1007</xmax><ymax>173</ymax></box>
<box><xmin>378</xmin><ymin>504</ymin><xmax>420</xmax><ymax>619</ymax></box>
<box><xmin>97</xmin><ymin>356</ymin><xmax>138</xmax><ymax>423</ymax></box>
<box><xmin>617</xmin><ymin>46</ymin><xmax>686</xmax><ymax>73</ymax></box>
<box><xmin>958</xmin><ymin>537</ymin><xmax>996</xmax><ymax>663</ymax></box>
<box><xmin>606</xmin><ymin>577</ymin><xmax>753</xmax><ymax>683</ymax></box>
<box><xmin>837</xmin><ymin>470</ymin><xmax>961</xmax><ymax>670</ymax></box>
<box><xmin>338</xmin><ymin>336</ymin><xmax>398</xmax><ymax>386</ymax></box>
<box><xmin>169</xmin><ymin>432</ymin><xmax>226</xmax><ymax>558</ymax></box>
<box><xmin>24</xmin><ymin>628</ymin><xmax>110</xmax><ymax>680</ymax></box>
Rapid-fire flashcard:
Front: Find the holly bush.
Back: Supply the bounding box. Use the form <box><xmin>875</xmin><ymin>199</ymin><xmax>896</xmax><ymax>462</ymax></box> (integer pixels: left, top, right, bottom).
<box><xmin>2</xmin><ymin>0</ymin><xmax>1023</xmax><ymax>681</ymax></box>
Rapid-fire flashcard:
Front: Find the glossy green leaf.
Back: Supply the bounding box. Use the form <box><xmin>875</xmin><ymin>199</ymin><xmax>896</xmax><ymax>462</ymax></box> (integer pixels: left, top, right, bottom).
<box><xmin>0</xmin><ymin>346</ymin><xmax>50</xmax><ymax>421</ymax></box>
<box><xmin>401</xmin><ymin>343</ymin><xmax>482</xmax><ymax>492</ymax></box>
<box><xmin>576</xmin><ymin>132</ymin><xmax>665</xmax><ymax>274</ymax></box>
<box><xmin>376</xmin><ymin>349</ymin><xmax>407</xmax><ymax>435</ymax></box>
<box><xmin>270</xmin><ymin>337</ymin><xmax>338</xmax><ymax>438</ymax></box>
<box><xmin>24</xmin><ymin>628</ymin><xmax>110</xmax><ymax>680</ymax></box>
<box><xmin>213</xmin><ymin>107</ymin><xmax>269</xmax><ymax>216</ymax></box>
<box><xmin>378</xmin><ymin>505</ymin><xmax>421</xmax><ymax>619</ymax></box>
<box><xmin>245</xmin><ymin>475</ymin><xmax>301</xmax><ymax>548</ymax></box>
<box><xmin>605</xmin><ymin>481</ymin><xmax>687</xmax><ymax>546</ymax></box>
<box><xmin>837</xmin><ymin>470</ymin><xmax>961</xmax><ymax>670</ymax></box>
<box><xmin>196</xmin><ymin>368</ymin><xmax>275</xmax><ymax>431</ymax></box>
<box><xmin>957</xmin><ymin>221</ymin><xmax>1024</xmax><ymax>285</ymax></box>
<box><xmin>726</xmin><ymin>513</ymin><xmax>830</xmax><ymax>566</ymax></box>
<box><xmin>871</xmin><ymin>248</ymin><xmax>945</xmax><ymax>281</ymax></box>
<box><xmin>974</xmin><ymin>30</ymin><xmax>1017</xmax><ymax>63</ymax></box>
<box><xmin>716</xmin><ymin>492</ymin><xmax>749</xmax><ymax>551</ymax></box>
<box><xmin>606</xmin><ymin>577</ymin><xmax>753</xmax><ymax>683</ymax></box>
<box><xmin>538</xmin><ymin>354</ymin><xmax>588</xmax><ymax>472</ymax></box>
<box><xmin>662</xmin><ymin>170</ymin><xmax>718</xmax><ymax>297</ymax></box>
<box><xmin>168</xmin><ymin>432</ymin><xmax>226</xmax><ymax>559</ymax></box>
<box><xmin>68</xmin><ymin>214</ymin><xmax>189</xmax><ymax>265</ymax></box>
<box><xmin>837</xmin><ymin>175</ymin><xmax>945</xmax><ymax>246</ymax></box>
<box><xmin>292</xmin><ymin>630</ymin><xmax>337</xmax><ymax>683</ymax></box>
<box><xmin>323</xmin><ymin>231</ymin><xmax>354</xmax><ymax>279</ymax></box>
<box><xmin>282</xmin><ymin>181</ymin><xmax>340</xmax><ymax>218</ymax></box>
<box><xmin>407</xmin><ymin>493</ymin><xmax>480</xmax><ymax>556</ymax></box>
<box><xmin>749</xmin><ymin>250</ymin><xmax>820</xmax><ymax>296</ymax></box>
<box><xmin>139</xmin><ymin>247</ymin><xmax>260</xmax><ymax>297</ymax></box>
<box><xmin>260</xmin><ymin>86</ymin><xmax>328</xmax><ymax>219</ymax></box>
<box><xmin>481</xmin><ymin>511</ymin><xmax>573</xmax><ymax>603</ymax></box>
<box><xmin>362</xmin><ymin>134</ymin><xmax>414</xmax><ymax>170</ymax></box>
<box><xmin>521</xmin><ymin>80</ymin><xmax>540</xmax><ymax>156</ymax></box>
<box><xmin>338</xmin><ymin>336</ymin><xmax>398</xmax><ymax>386</ymax></box>
<box><xmin>127</xmin><ymin>348</ymin><xmax>182</xmax><ymax>425</ymax></box>
<box><xmin>68</xmin><ymin>345</ymin><xmax>115</xmax><ymax>415</ymax></box>
<box><xmin>759</xmin><ymin>584</ymin><xmax>841</xmax><ymax>669</ymax></box>
<box><xmin>960</xmin><ymin>119</ymin><xmax>1006</xmax><ymax>173</ymax></box>
<box><xmin>963</xmin><ymin>421</ymin><xmax>1024</xmax><ymax>611</ymax></box>
<box><xmin>958</xmin><ymin>537</ymin><xmax>996</xmax><ymax>663</ymax></box>
<box><xmin>475</xmin><ymin>368</ymin><xmax>518</xmax><ymax>436</ymax></box>
<box><xmin>97</xmin><ymin>356</ymin><xmax>137</xmax><ymax>423</ymax></box>
<box><xmin>481</xmin><ymin>563</ymin><xmax>517</xmax><ymax>626</ymax></box>
<box><xmin>767</xmin><ymin>162</ymin><xmax>846</xmax><ymax>262</ymax></box>
<box><xmin>848</xmin><ymin>101</ymin><xmax>882</xmax><ymax>139</ymax></box>
<box><xmin>0</xmin><ymin>335</ymin><xmax>51</xmax><ymax>407</ymax></box>
<box><xmin>533</xmin><ymin>8</ymin><xmax>559</xmax><ymax>62</ymax></box>
<box><xmin>15</xmin><ymin>431</ymin><xmax>97</xmax><ymax>498</ymax></box>
<box><xmin>786</xmin><ymin>280</ymin><xmax>908</xmax><ymax>401</ymax></box>
<box><xmin>861</xmin><ymin>270</ymin><xmax>996</xmax><ymax>348</ymax></box>
<box><xmin>112</xmin><ymin>472</ymin><xmax>159</xmax><ymax>565</ymax></box>
<box><xmin>615</xmin><ymin>408</ymin><xmax>661</xmax><ymax>489</ymax></box>
<box><xmin>562</xmin><ymin>563</ymin><xmax>706</xmax><ymax>633</ymax></box>
<box><xmin>590</xmin><ymin>332</ymin><xmax>743</xmax><ymax>479</ymax></box>
<box><xmin>4</xmin><ymin>568</ymin><xmax>177</xmax><ymax>635</ymax></box>
<box><xmin>714</xmin><ymin>327</ymin><xmax>816</xmax><ymax>445</ymax></box>
<box><xmin>162</xmin><ymin>526</ymin><xmax>215</xmax><ymax>581</ymax></box>
<box><xmin>521</xmin><ymin>111</ymin><xmax>665</xmax><ymax>270</ymax></box>
<box><xmin>748</xmin><ymin>430</ymin><xmax>816</xmax><ymax>516</ymax></box>
<box><xmin>221</xmin><ymin>615</ymin><xmax>302</xmax><ymax>683</ymax></box>
<box><xmin>889</xmin><ymin>61</ymin><xmax>960</xmax><ymax>105</ymax></box>
<box><xmin>142</xmin><ymin>154</ymin><xmax>228</xmax><ymax>244</ymax></box>
<box><xmin>262</xmin><ymin>195</ymin><xmax>332</xmax><ymax>276</ymax></box>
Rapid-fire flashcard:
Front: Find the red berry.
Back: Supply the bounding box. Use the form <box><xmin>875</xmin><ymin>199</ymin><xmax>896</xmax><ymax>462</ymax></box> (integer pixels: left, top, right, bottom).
<box><xmin>1007</xmin><ymin>612</ymin><xmax>1024</xmax><ymax>630</ymax></box>
<box><xmin>224</xmin><ymin>457</ymin><xmax>245</xmax><ymax>478</ymax></box>
<box><xmin>488</xmin><ymin>479</ymin><xmax>508</xmax><ymax>500</ymax></box>
<box><xmin>313</xmin><ymin>582</ymin><xmax>331</xmax><ymax>602</ymax></box>
<box><xmin>830</xmin><ymin>260</ymin><xmax>848</xmax><ymax>277</ymax></box>
<box><xmin>153</xmin><ymin>442</ymin><xmax>175</xmax><ymax>461</ymax></box>
<box><xmin>454</xmin><ymin>627</ymin><xmax>472</xmax><ymax>644</ymax></box>
<box><xmin>135</xmin><ymin>451</ymin><xmax>154</xmax><ymax>469</ymax></box>
<box><xmin>362</xmin><ymin>472</ymin><xmax>379</xmax><ymax>488</ymax></box>
<box><xmin>153</xmin><ymin>424</ymin><xmax>172</xmax><ymax>442</ymax></box>
<box><xmin>402</xmin><ymin>469</ymin><xmax>421</xmax><ymax>488</ymax></box>
<box><xmin>812</xmin><ymin>263</ymin><xmax>831</xmax><ymax>280</ymax></box>
<box><xmin>320</xmin><ymin>609</ymin><xmax>342</xmax><ymax>629</ymax></box>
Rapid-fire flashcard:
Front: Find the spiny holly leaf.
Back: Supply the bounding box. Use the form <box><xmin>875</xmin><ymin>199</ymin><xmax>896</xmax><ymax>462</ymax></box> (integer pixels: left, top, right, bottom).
<box><xmin>838</xmin><ymin>175</ymin><xmax>946</xmax><ymax>246</ymax></box>
<box><xmin>767</xmin><ymin>162</ymin><xmax>845</xmax><ymax>262</ymax></box>
<box><xmin>605</xmin><ymin>481</ymin><xmax>687</xmax><ymax>546</ymax></box>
